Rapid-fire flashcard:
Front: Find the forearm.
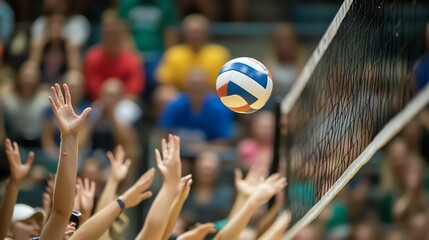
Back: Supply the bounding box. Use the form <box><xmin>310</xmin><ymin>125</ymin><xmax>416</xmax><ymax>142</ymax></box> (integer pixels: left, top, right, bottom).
<box><xmin>95</xmin><ymin>177</ymin><xmax>119</xmax><ymax>213</ymax></box>
<box><xmin>162</xmin><ymin>195</ymin><xmax>187</xmax><ymax>240</ymax></box>
<box><xmin>0</xmin><ymin>179</ymin><xmax>21</xmax><ymax>239</ymax></box>
<box><xmin>215</xmin><ymin>199</ymin><xmax>259</xmax><ymax>240</ymax></box>
<box><xmin>256</xmin><ymin>201</ymin><xmax>281</xmax><ymax>237</ymax></box>
<box><xmin>136</xmin><ymin>185</ymin><xmax>177</xmax><ymax>240</ymax></box>
<box><xmin>228</xmin><ymin>194</ymin><xmax>247</xmax><ymax>220</ymax></box>
<box><xmin>53</xmin><ymin>134</ymin><xmax>78</xmax><ymax>215</ymax></box>
<box><xmin>71</xmin><ymin>201</ymin><xmax>121</xmax><ymax>240</ymax></box>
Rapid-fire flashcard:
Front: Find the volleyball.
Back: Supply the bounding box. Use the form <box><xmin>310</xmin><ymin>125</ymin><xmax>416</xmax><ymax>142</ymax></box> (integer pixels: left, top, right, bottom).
<box><xmin>216</xmin><ymin>57</ymin><xmax>273</xmax><ymax>114</ymax></box>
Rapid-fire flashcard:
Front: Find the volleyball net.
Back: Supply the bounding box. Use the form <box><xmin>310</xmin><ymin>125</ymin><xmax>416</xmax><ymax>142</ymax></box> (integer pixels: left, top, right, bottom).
<box><xmin>280</xmin><ymin>0</ymin><xmax>429</xmax><ymax>238</ymax></box>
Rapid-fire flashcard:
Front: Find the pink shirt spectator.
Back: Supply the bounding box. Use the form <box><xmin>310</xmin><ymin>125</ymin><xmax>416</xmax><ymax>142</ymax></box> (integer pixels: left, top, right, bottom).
<box><xmin>238</xmin><ymin>139</ymin><xmax>272</xmax><ymax>169</ymax></box>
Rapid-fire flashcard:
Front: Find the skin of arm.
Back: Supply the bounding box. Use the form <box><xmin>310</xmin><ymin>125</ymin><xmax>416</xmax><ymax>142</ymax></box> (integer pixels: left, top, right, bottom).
<box><xmin>162</xmin><ymin>174</ymin><xmax>192</xmax><ymax>240</ymax></box>
<box><xmin>71</xmin><ymin>168</ymin><xmax>155</xmax><ymax>240</ymax></box>
<box><xmin>0</xmin><ymin>139</ymin><xmax>34</xmax><ymax>239</ymax></box>
<box><xmin>255</xmin><ymin>198</ymin><xmax>282</xmax><ymax>237</ymax></box>
<box><xmin>40</xmin><ymin>83</ymin><xmax>92</xmax><ymax>239</ymax></box>
<box><xmin>258</xmin><ymin>211</ymin><xmax>291</xmax><ymax>240</ymax></box>
<box><xmin>214</xmin><ymin>174</ymin><xmax>287</xmax><ymax>240</ymax></box>
<box><xmin>74</xmin><ymin>178</ymin><xmax>96</xmax><ymax>224</ymax></box>
<box><xmin>136</xmin><ymin>135</ymin><xmax>182</xmax><ymax>240</ymax></box>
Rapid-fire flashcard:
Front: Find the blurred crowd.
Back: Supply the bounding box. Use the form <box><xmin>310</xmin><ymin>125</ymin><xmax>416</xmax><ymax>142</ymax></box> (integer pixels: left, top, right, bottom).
<box><xmin>0</xmin><ymin>0</ymin><xmax>428</xmax><ymax>239</ymax></box>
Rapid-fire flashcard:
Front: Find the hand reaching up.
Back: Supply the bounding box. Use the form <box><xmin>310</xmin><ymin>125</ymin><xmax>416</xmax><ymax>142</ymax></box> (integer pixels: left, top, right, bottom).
<box><xmin>75</xmin><ymin>178</ymin><xmax>96</xmax><ymax>217</ymax></box>
<box><xmin>177</xmin><ymin>175</ymin><xmax>193</xmax><ymax>202</ymax></box>
<box><xmin>107</xmin><ymin>145</ymin><xmax>131</xmax><ymax>182</ymax></box>
<box><xmin>249</xmin><ymin>173</ymin><xmax>287</xmax><ymax>207</ymax></box>
<box><xmin>234</xmin><ymin>165</ymin><xmax>267</xmax><ymax>197</ymax></box>
<box><xmin>155</xmin><ymin>134</ymin><xmax>181</xmax><ymax>188</ymax></box>
<box><xmin>121</xmin><ymin>168</ymin><xmax>155</xmax><ymax>208</ymax></box>
<box><xmin>178</xmin><ymin>223</ymin><xmax>216</xmax><ymax>240</ymax></box>
<box><xmin>49</xmin><ymin>83</ymin><xmax>92</xmax><ymax>136</ymax></box>
<box><xmin>5</xmin><ymin>139</ymin><xmax>34</xmax><ymax>183</ymax></box>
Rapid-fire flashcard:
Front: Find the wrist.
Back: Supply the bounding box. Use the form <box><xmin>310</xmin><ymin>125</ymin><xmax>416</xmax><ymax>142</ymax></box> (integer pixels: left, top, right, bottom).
<box><xmin>61</xmin><ymin>134</ymin><xmax>79</xmax><ymax>141</ymax></box>
<box><xmin>117</xmin><ymin>196</ymin><xmax>126</xmax><ymax>210</ymax></box>
<box><xmin>8</xmin><ymin>178</ymin><xmax>21</xmax><ymax>186</ymax></box>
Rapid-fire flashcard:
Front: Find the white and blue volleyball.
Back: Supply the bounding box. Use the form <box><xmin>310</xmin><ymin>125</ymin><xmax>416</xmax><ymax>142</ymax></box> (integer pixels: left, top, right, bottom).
<box><xmin>216</xmin><ymin>57</ymin><xmax>273</xmax><ymax>114</ymax></box>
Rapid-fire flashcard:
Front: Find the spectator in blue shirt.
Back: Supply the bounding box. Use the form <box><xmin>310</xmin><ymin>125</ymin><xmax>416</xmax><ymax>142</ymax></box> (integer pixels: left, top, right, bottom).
<box><xmin>159</xmin><ymin>68</ymin><xmax>233</xmax><ymax>155</ymax></box>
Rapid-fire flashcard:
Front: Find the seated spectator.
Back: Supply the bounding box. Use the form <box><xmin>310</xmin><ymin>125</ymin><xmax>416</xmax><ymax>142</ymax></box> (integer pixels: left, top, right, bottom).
<box><xmin>159</xmin><ymin>68</ymin><xmax>233</xmax><ymax>155</ymax></box>
<box><xmin>238</xmin><ymin>111</ymin><xmax>274</xmax><ymax>169</ymax></box>
<box><xmin>87</xmin><ymin>78</ymin><xmax>141</xmax><ymax>167</ymax></box>
<box><xmin>31</xmin><ymin>0</ymin><xmax>90</xmax><ymax>46</ymax></box>
<box><xmin>85</xmin><ymin>10</ymin><xmax>144</xmax><ymax>101</ymax></box>
<box><xmin>119</xmin><ymin>0</ymin><xmax>178</xmax><ymax>98</ymax></box>
<box><xmin>6</xmin><ymin>204</ymin><xmax>43</xmax><ymax>240</ymax></box>
<box><xmin>29</xmin><ymin>14</ymin><xmax>81</xmax><ymax>87</ymax></box>
<box><xmin>1</xmin><ymin>61</ymin><xmax>50</xmax><ymax>148</ymax></box>
<box><xmin>41</xmin><ymin>70</ymin><xmax>91</xmax><ymax>157</ymax></box>
<box><xmin>0</xmin><ymin>0</ymin><xmax>14</xmax><ymax>44</ymax></box>
<box><xmin>182</xmin><ymin>151</ymin><xmax>233</xmax><ymax>223</ymax></box>
<box><xmin>265</xmin><ymin>23</ymin><xmax>307</xmax><ymax>97</ymax></box>
<box><xmin>157</xmin><ymin>14</ymin><xmax>230</xmax><ymax>92</ymax></box>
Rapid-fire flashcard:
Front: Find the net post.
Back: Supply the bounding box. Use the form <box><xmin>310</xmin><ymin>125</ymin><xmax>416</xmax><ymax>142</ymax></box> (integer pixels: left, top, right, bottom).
<box><xmin>268</xmin><ymin>98</ymin><xmax>282</xmax><ymax>208</ymax></box>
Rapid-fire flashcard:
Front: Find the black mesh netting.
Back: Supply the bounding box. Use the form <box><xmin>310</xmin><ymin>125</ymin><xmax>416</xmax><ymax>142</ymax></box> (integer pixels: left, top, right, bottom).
<box><xmin>285</xmin><ymin>0</ymin><xmax>429</xmax><ymax>223</ymax></box>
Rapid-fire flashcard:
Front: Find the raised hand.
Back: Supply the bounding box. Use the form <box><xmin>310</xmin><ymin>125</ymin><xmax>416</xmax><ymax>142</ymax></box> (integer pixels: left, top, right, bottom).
<box><xmin>121</xmin><ymin>168</ymin><xmax>155</xmax><ymax>208</ymax></box>
<box><xmin>5</xmin><ymin>139</ymin><xmax>34</xmax><ymax>183</ymax></box>
<box><xmin>177</xmin><ymin>174</ymin><xmax>193</xmax><ymax>201</ymax></box>
<box><xmin>48</xmin><ymin>83</ymin><xmax>92</xmax><ymax>136</ymax></box>
<box><xmin>107</xmin><ymin>145</ymin><xmax>131</xmax><ymax>182</ymax></box>
<box><xmin>76</xmin><ymin>178</ymin><xmax>96</xmax><ymax>216</ymax></box>
<box><xmin>177</xmin><ymin>223</ymin><xmax>216</xmax><ymax>240</ymax></box>
<box><xmin>155</xmin><ymin>134</ymin><xmax>181</xmax><ymax>187</ymax></box>
<box><xmin>249</xmin><ymin>173</ymin><xmax>287</xmax><ymax>206</ymax></box>
<box><xmin>234</xmin><ymin>165</ymin><xmax>267</xmax><ymax>197</ymax></box>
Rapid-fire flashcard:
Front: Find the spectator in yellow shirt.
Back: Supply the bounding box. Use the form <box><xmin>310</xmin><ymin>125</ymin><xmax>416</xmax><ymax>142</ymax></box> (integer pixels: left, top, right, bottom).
<box><xmin>157</xmin><ymin>14</ymin><xmax>230</xmax><ymax>92</ymax></box>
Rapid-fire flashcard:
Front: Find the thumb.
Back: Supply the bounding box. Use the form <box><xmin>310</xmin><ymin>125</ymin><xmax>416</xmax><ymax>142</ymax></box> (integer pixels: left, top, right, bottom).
<box><xmin>80</xmin><ymin>107</ymin><xmax>93</xmax><ymax>120</ymax></box>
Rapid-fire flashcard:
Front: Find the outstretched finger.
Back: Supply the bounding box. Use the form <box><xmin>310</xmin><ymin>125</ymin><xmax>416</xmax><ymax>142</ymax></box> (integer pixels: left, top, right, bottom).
<box><xmin>124</xmin><ymin>159</ymin><xmax>132</xmax><ymax>170</ymax></box>
<box><xmin>234</xmin><ymin>169</ymin><xmax>243</xmax><ymax>182</ymax></box>
<box><xmin>107</xmin><ymin>151</ymin><xmax>115</xmax><ymax>165</ymax></box>
<box><xmin>116</xmin><ymin>145</ymin><xmax>125</xmax><ymax>163</ymax></box>
<box><xmin>84</xmin><ymin>178</ymin><xmax>90</xmax><ymax>190</ymax></box>
<box><xmin>48</xmin><ymin>97</ymin><xmax>58</xmax><ymax>116</ymax></box>
<box><xmin>12</xmin><ymin>142</ymin><xmax>20</xmax><ymax>154</ymax></box>
<box><xmin>5</xmin><ymin>138</ymin><xmax>12</xmax><ymax>153</ymax></box>
<box><xmin>90</xmin><ymin>180</ymin><xmax>96</xmax><ymax>194</ymax></box>
<box><xmin>55</xmin><ymin>83</ymin><xmax>65</xmax><ymax>106</ymax></box>
<box><xmin>161</xmin><ymin>138</ymin><xmax>168</xmax><ymax>158</ymax></box>
<box><xmin>173</xmin><ymin>135</ymin><xmax>180</xmax><ymax>157</ymax></box>
<box><xmin>50</xmin><ymin>86</ymin><xmax>61</xmax><ymax>108</ymax></box>
<box><xmin>26</xmin><ymin>151</ymin><xmax>35</xmax><ymax>167</ymax></box>
<box><xmin>155</xmin><ymin>149</ymin><xmax>163</xmax><ymax>166</ymax></box>
<box><xmin>168</xmin><ymin>134</ymin><xmax>174</xmax><ymax>152</ymax></box>
<box><xmin>63</xmin><ymin>83</ymin><xmax>72</xmax><ymax>105</ymax></box>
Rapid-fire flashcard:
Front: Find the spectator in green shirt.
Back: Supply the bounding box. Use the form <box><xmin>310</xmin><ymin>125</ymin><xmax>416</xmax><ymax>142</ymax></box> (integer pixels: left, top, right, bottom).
<box><xmin>119</xmin><ymin>0</ymin><xmax>178</xmax><ymax>99</ymax></box>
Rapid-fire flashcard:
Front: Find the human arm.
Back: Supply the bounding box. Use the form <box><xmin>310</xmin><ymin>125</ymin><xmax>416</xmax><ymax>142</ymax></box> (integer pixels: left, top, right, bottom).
<box><xmin>66</xmin><ymin>42</ymin><xmax>81</xmax><ymax>71</ymax></box>
<box><xmin>40</xmin><ymin>83</ymin><xmax>92</xmax><ymax>239</ymax></box>
<box><xmin>162</xmin><ymin>174</ymin><xmax>192</xmax><ymax>240</ymax></box>
<box><xmin>95</xmin><ymin>145</ymin><xmax>131</xmax><ymax>213</ymax></box>
<box><xmin>136</xmin><ymin>134</ymin><xmax>182</xmax><ymax>240</ymax></box>
<box><xmin>258</xmin><ymin>211</ymin><xmax>291</xmax><ymax>240</ymax></box>
<box><xmin>0</xmin><ymin>139</ymin><xmax>34</xmax><ymax>239</ymax></box>
<box><xmin>71</xmin><ymin>168</ymin><xmax>155</xmax><ymax>240</ymax></box>
<box><xmin>214</xmin><ymin>174</ymin><xmax>287</xmax><ymax>240</ymax></box>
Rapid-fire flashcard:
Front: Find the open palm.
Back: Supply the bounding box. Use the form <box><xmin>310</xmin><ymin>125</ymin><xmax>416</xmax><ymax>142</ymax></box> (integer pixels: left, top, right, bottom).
<box><xmin>234</xmin><ymin>165</ymin><xmax>266</xmax><ymax>197</ymax></box>
<box><xmin>155</xmin><ymin>134</ymin><xmax>181</xmax><ymax>186</ymax></box>
<box><xmin>107</xmin><ymin>145</ymin><xmax>131</xmax><ymax>182</ymax></box>
<box><xmin>49</xmin><ymin>83</ymin><xmax>92</xmax><ymax>135</ymax></box>
<box><xmin>251</xmin><ymin>173</ymin><xmax>287</xmax><ymax>206</ymax></box>
<box><xmin>5</xmin><ymin>139</ymin><xmax>34</xmax><ymax>182</ymax></box>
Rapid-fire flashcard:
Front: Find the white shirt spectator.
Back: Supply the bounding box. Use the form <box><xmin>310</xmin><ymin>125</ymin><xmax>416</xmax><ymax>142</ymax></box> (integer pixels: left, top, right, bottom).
<box><xmin>31</xmin><ymin>15</ymin><xmax>90</xmax><ymax>46</ymax></box>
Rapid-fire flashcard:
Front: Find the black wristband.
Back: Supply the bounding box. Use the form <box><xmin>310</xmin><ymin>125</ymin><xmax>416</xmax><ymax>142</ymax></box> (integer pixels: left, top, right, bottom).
<box><xmin>117</xmin><ymin>196</ymin><xmax>126</xmax><ymax>211</ymax></box>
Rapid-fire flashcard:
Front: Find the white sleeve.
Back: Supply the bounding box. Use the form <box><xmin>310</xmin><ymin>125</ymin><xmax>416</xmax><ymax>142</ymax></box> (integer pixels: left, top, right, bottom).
<box><xmin>64</xmin><ymin>15</ymin><xmax>91</xmax><ymax>46</ymax></box>
<box><xmin>115</xmin><ymin>100</ymin><xmax>143</xmax><ymax>126</ymax></box>
<box><xmin>31</xmin><ymin>17</ymin><xmax>47</xmax><ymax>41</ymax></box>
